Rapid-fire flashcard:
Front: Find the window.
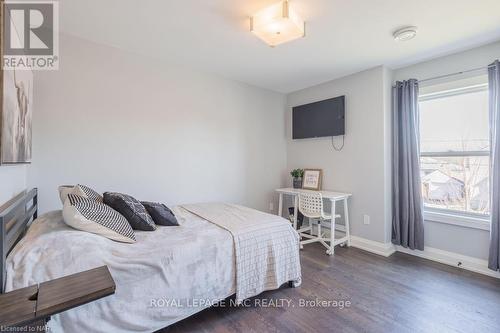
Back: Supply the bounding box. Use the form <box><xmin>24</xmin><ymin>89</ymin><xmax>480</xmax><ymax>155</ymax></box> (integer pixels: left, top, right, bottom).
<box><xmin>419</xmin><ymin>82</ymin><xmax>490</xmax><ymax>227</ymax></box>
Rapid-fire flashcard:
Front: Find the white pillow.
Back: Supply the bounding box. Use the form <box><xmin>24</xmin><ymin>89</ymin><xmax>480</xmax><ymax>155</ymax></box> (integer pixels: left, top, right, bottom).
<box><xmin>63</xmin><ymin>194</ymin><xmax>136</xmax><ymax>243</ymax></box>
<box><xmin>58</xmin><ymin>184</ymin><xmax>103</xmax><ymax>204</ymax></box>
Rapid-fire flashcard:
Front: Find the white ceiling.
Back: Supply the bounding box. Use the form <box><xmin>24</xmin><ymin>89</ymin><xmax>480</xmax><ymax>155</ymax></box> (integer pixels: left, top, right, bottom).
<box><xmin>59</xmin><ymin>0</ymin><xmax>500</xmax><ymax>93</ymax></box>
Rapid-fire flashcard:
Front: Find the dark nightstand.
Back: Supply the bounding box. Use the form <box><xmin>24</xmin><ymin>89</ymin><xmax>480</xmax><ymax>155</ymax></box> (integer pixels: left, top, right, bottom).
<box><xmin>0</xmin><ymin>266</ymin><xmax>116</xmax><ymax>332</ymax></box>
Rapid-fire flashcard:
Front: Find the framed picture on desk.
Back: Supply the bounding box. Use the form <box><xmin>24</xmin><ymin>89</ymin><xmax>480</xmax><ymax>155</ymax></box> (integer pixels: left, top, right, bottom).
<box><xmin>302</xmin><ymin>169</ymin><xmax>322</xmax><ymax>190</ymax></box>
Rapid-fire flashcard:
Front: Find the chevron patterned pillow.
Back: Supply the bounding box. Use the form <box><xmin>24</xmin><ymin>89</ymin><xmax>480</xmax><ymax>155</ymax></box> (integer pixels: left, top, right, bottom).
<box><xmin>58</xmin><ymin>184</ymin><xmax>103</xmax><ymax>204</ymax></box>
<box><xmin>77</xmin><ymin>184</ymin><xmax>103</xmax><ymax>201</ymax></box>
<box><xmin>63</xmin><ymin>194</ymin><xmax>136</xmax><ymax>243</ymax></box>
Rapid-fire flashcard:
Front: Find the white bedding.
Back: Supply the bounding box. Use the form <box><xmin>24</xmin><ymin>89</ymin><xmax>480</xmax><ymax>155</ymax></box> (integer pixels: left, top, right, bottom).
<box><xmin>6</xmin><ymin>207</ymin><xmax>236</xmax><ymax>333</ymax></box>
<box><xmin>5</xmin><ymin>204</ymin><xmax>301</xmax><ymax>333</ymax></box>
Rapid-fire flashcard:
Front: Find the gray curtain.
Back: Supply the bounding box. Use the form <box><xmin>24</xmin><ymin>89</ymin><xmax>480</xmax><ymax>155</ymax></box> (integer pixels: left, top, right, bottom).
<box><xmin>392</xmin><ymin>79</ymin><xmax>424</xmax><ymax>250</ymax></box>
<box><xmin>489</xmin><ymin>60</ymin><xmax>500</xmax><ymax>271</ymax></box>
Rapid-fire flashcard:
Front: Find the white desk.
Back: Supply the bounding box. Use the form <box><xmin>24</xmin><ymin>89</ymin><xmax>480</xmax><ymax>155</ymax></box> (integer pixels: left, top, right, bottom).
<box><xmin>275</xmin><ymin>188</ymin><xmax>352</xmax><ymax>255</ymax></box>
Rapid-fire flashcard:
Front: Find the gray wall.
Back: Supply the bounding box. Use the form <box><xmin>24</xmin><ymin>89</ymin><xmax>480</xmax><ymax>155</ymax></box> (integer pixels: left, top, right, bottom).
<box><xmin>382</xmin><ymin>66</ymin><xmax>393</xmax><ymax>243</ymax></box>
<box><xmin>286</xmin><ymin>66</ymin><xmax>392</xmax><ymax>243</ymax></box>
<box><xmin>0</xmin><ymin>165</ymin><xmax>27</xmax><ymax>206</ymax></box>
<box><xmin>29</xmin><ymin>34</ymin><xmax>288</xmax><ymax>214</ymax></box>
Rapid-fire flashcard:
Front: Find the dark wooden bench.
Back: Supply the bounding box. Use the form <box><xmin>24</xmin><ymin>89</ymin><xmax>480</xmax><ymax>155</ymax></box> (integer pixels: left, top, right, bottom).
<box><xmin>0</xmin><ymin>266</ymin><xmax>116</xmax><ymax>332</ymax></box>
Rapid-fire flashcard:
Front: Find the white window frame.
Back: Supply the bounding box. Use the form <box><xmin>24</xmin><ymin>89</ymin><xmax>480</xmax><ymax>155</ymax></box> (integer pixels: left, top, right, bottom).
<box><xmin>419</xmin><ymin>83</ymin><xmax>491</xmax><ymax>231</ymax></box>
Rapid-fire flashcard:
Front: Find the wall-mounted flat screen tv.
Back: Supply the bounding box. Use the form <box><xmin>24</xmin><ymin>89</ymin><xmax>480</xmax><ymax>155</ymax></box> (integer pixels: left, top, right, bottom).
<box><xmin>292</xmin><ymin>96</ymin><xmax>345</xmax><ymax>139</ymax></box>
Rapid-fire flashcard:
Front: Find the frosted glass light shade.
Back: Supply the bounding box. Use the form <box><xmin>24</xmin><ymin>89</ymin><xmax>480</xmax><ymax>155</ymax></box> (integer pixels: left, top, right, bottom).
<box><xmin>250</xmin><ymin>1</ymin><xmax>305</xmax><ymax>47</ymax></box>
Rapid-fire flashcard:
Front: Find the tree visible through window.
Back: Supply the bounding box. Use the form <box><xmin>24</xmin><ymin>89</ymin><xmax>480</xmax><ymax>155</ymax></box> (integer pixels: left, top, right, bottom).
<box><xmin>419</xmin><ymin>85</ymin><xmax>490</xmax><ymax>216</ymax></box>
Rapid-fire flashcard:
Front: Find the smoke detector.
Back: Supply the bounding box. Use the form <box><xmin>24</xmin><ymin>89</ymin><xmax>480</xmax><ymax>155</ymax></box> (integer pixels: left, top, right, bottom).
<box><xmin>393</xmin><ymin>26</ymin><xmax>418</xmax><ymax>41</ymax></box>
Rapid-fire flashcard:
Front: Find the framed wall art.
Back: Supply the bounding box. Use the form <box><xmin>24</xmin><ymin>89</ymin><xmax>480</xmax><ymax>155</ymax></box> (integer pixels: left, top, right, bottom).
<box><xmin>302</xmin><ymin>169</ymin><xmax>322</xmax><ymax>190</ymax></box>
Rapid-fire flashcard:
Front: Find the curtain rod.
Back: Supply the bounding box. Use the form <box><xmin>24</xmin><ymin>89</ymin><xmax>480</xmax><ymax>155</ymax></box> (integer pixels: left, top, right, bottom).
<box><xmin>418</xmin><ymin>64</ymin><xmax>495</xmax><ymax>83</ymax></box>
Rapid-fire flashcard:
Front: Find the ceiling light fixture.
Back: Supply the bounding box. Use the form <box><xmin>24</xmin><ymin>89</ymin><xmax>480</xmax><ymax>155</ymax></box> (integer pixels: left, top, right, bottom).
<box><xmin>393</xmin><ymin>26</ymin><xmax>418</xmax><ymax>41</ymax></box>
<box><xmin>250</xmin><ymin>0</ymin><xmax>305</xmax><ymax>47</ymax></box>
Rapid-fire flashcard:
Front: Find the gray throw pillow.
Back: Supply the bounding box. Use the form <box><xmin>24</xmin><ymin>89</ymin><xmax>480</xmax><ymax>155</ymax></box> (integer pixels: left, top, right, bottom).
<box><xmin>103</xmin><ymin>192</ymin><xmax>156</xmax><ymax>231</ymax></box>
<box><xmin>141</xmin><ymin>202</ymin><xmax>179</xmax><ymax>226</ymax></box>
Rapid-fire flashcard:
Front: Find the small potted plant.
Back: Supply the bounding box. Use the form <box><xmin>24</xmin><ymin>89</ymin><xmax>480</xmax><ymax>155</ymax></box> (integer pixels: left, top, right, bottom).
<box><xmin>290</xmin><ymin>169</ymin><xmax>304</xmax><ymax>189</ymax></box>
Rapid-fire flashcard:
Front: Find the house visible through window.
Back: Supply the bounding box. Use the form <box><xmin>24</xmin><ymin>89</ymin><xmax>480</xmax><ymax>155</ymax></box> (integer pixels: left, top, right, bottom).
<box><xmin>419</xmin><ymin>82</ymin><xmax>490</xmax><ymax>217</ymax></box>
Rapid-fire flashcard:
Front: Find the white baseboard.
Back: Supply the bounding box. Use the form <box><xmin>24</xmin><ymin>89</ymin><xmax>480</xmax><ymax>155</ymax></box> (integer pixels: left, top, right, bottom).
<box><xmin>348</xmin><ymin>236</ymin><xmax>500</xmax><ymax>279</ymax></box>
<box><xmin>395</xmin><ymin>245</ymin><xmax>500</xmax><ymax>279</ymax></box>
<box><xmin>350</xmin><ymin>236</ymin><xmax>396</xmax><ymax>257</ymax></box>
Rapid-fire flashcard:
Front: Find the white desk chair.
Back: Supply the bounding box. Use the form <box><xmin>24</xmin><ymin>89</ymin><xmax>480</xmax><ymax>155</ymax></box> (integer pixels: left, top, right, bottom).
<box><xmin>297</xmin><ymin>192</ymin><xmax>341</xmax><ymax>255</ymax></box>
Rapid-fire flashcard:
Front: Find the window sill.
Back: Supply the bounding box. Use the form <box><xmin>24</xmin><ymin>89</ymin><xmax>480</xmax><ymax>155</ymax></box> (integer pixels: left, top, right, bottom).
<box><xmin>424</xmin><ymin>210</ymin><xmax>490</xmax><ymax>231</ymax></box>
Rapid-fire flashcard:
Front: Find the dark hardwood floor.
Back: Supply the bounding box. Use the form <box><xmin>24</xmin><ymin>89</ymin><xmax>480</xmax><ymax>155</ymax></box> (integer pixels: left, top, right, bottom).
<box><xmin>160</xmin><ymin>244</ymin><xmax>500</xmax><ymax>333</ymax></box>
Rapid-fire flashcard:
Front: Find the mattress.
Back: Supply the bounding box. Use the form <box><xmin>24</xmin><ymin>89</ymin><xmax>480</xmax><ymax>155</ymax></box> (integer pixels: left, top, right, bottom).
<box><xmin>5</xmin><ymin>207</ymin><xmax>236</xmax><ymax>333</ymax></box>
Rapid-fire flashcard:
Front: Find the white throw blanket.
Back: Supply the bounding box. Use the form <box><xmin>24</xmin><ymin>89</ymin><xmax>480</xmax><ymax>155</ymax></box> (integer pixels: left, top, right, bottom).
<box><xmin>182</xmin><ymin>203</ymin><xmax>302</xmax><ymax>303</ymax></box>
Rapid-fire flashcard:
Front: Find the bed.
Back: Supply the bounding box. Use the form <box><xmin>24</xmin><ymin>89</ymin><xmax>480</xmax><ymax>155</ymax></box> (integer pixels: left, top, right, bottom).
<box><xmin>1</xmin><ymin>189</ymin><xmax>302</xmax><ymax>333</ymax></box>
